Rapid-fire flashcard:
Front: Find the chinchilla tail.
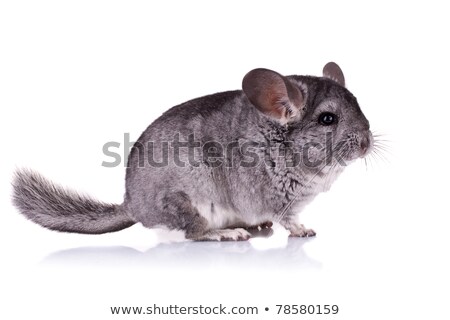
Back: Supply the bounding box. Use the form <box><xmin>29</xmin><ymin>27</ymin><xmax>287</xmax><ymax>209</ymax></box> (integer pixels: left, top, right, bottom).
<box><xmin>11</xmin><ymin>169</ymin><xmax>135</xmax><ymax>234</ymax></box>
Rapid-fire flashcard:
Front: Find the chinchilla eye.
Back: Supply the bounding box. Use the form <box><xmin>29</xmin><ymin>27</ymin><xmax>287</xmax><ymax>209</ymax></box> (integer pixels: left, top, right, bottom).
<box><xmin>319</xmin><ymin>112</ymin><xmax>337</xmax><ymax>125</ymax></box>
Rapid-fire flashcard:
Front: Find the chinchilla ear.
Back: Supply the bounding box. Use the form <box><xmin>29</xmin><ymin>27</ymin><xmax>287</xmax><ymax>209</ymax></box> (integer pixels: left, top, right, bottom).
<box><xmin>323</xmin><ymin>62</ymin><xmax>345</xmax><ymax>87</ymax></box>
<box><xmin>242</xmin><ymin>68</ymin><xmax>304</xmax><ymax>124</ymax></box>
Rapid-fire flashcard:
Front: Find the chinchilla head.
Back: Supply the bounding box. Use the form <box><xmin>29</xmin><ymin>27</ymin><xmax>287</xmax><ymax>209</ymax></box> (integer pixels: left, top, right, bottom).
<box><xmin>242</xmin><ymin>62</ymin><xmax>373</xmax><ymax>171</ymax></box>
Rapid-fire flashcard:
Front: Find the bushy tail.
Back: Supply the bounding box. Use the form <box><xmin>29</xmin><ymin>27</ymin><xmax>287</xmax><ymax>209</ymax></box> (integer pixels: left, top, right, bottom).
<box><xmin>12</xmin><ymin>169</ymin><xmax>135</xmax><ymax>234</ymax></box>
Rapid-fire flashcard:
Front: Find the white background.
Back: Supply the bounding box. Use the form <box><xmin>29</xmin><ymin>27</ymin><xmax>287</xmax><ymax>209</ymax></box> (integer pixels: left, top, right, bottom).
<box><xmin>1</xmin><ymin>1</ymin><xmax>449</xmax><ymax>319</ymax></box>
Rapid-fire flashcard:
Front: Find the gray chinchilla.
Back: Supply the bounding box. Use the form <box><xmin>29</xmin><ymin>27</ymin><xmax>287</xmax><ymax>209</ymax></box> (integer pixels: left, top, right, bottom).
<box><xmin>12</xmin><ymin>62</ymin><xmax>373</xmax><ymax>241</ymax></box>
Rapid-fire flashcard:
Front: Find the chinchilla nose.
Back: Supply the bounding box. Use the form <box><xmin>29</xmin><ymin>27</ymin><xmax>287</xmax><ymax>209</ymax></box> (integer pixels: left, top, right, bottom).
<box><xmin>360</xmin><ymin>138</ymin><xmax>369</xmax><ymax>154</ymax></box>
<box><xmin>359</xmin><ymin>131</ymin><xmax>373</xmax><ymax>155</ymax></box>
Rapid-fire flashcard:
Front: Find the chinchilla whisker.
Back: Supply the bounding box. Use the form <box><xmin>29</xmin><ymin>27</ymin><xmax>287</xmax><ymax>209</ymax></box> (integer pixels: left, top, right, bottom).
<box><xmin>373</xmin><ymin>143</ymin><xmax>390</xmax><ymax>152</ymax></box>
<box><xmin>373</xmin><ymin>146</ymin><xmax>389</xmax><ymax>162</ymax></box>
<box><xmin>370</xmin><ymin>148</ymin><xmax>389</xmax><ymax>165</ymax></box>
<box><xmin>373</xmin><ymin>139</ymin><xmax>391</xmax><ymax>148</ymax></box>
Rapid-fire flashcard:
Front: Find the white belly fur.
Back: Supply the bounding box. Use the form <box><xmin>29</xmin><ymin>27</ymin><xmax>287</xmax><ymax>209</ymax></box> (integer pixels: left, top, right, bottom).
<box><xmin>194</xmin><ymin>202</ymin><xmax>245</xmax><ymax>229</ymax></box>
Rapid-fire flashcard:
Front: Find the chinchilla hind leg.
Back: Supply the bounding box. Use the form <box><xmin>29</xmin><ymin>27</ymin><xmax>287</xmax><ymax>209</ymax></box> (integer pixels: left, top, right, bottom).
<box><xmin>147</xmin><ymin>191</ymin><xmax>251</xmax><ymax>241</ymax></box>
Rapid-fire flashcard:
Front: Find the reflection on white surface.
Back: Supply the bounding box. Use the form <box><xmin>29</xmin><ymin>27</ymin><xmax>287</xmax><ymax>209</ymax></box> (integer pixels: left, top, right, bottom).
<box><xmin>42</xmin><ymin>237</ymin><xmax>321</xmax><ymax>270</ymax></box>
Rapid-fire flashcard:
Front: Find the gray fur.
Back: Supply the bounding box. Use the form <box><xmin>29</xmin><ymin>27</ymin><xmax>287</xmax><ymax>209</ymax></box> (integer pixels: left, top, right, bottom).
<box><xmin>12</xmin><ymin>63</ymin><xmax>373</xmax><ymax>241</ymax></box>
<box><xmin>12</xmin><ymin>169</ymin><xmax>135</xmax><ymax>234</ymax></box>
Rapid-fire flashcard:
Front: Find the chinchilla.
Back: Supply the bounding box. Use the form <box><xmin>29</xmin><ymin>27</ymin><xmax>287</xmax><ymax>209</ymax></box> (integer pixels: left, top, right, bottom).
<box><xmin>12</xmin><ymin>62</ymin><xmax>373</xmax><ymax>241</ymax></box>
